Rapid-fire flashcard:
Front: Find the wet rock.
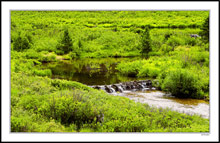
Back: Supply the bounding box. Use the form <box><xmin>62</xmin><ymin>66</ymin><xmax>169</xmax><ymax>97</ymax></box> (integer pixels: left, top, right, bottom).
<box><xmin>111</xmin><ymin>84</ymin><xmax>123</xmax><ymax>93</ymax></box>
<box><xmin>190</xmin><ymin>34</ymin><xmax>200</xmax><ymax>38</ymax></box>
<box><xmin>111</xmin><ymin>84</ymin><xmax>118</xmax><ymax>91</ymax></box>
<box><xmin>138</xmin><ymin>83</ymin><xmax>145</xmax><ymax>89</ymax></box>
<box><xmin>92</xmin><ymin>79</ymin><xmax>156</xmax><ymax>93</ymax></box>
<box><xmin>146</xmin><ymin>80</ymin><xmax>152</xmax><ymax>87</ymax></box>
<box><xmin>134</xmin><ymin>81</ymin><xmax>144</xmax><ymax>89</ymax></box>
<box><xmin>151</xmin><ymin>87</ymin><xmax>157</xmax><ymax>90</ymax></box>
<box><xmin>131</xmin><ymin>84</ymin><xmax>136</xmax><ymax>89</ymax></box>
<box><xmin>125</xmin><ymin>83</ymin><xmax>132</xmax><ymax>90</ymax></box>
<box><xmin>121</xmin><ymin>84</ymin><xmax>126</xmax><ymax>90</ymax></box>
<box><xmin>94</xmin><ymin>86</ymin><xmax>101</xmax><ymax>90</ymax></box>
<box><xmin>105</xmin><ymin>85</ymin><xmax>113</xmax><ymax>93</ymax></box>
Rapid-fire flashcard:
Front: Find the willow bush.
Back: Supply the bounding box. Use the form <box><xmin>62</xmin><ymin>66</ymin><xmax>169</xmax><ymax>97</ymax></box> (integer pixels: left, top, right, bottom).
<box><xmin>161</xmin><ymin>69</ymin><xmax>204</xmax><ymax>99</ymax></box>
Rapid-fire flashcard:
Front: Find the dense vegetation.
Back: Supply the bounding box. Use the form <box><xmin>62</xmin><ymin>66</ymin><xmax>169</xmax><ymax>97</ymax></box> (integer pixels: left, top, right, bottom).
<box><xmin>11</xmin><ymin>11</ymin><xmax>209</xmax><ymax>58</ymax></box>
<box><xmin>11</xmin><ymin>72</ymin><xmax>209</xmax><ymax>132</ymax></box>
<box><xmin>117</xmin><ymin>22</ymin><xmax>209</xmax><ymax>99</ymax></box>
<box><xmin>11</xmin><ymin>11</ymin><xmax>209</xmax><ymax>132</ymax></box>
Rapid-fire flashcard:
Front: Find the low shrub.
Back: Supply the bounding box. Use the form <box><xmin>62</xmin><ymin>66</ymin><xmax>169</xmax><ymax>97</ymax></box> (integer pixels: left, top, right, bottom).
<box><xmin>25</xmin><ymin>49</ymin><xmax>42</xmax><ymax>59</ymax></box>
<box><xmin>166</xmin><ymin>36</ymin><xmax>185</xmax><ymax>50</ymax></box>
<box><xmin>11</xmin><ymin>59</ymin><xmax>35</xmax><ymax>74</ymax></box>
<box><xmin>138</xmin><ymin>63</ymin><xmax>161</xmax><ymax>78</ymax></box>
<box><xmin>33</xmin><ymin>69</ymin><xmax>52</xmax><ymax>77</ymax></box>
<box><xmin>13</xmin><ymin>31</ymin><xmax>32</xmax><ymax>52</ymax></box>
<box><xmin>161</xmin><ymin>69</ymin><xmax>204</xmax><ymax>99</ymax></box>
<box><xmin>148</xmin><ymin>51</ymin><xmax>162</xmax><ymax>56</ymax></box>
<box><xmin>39</xmin><ymin>54</ymin><xmax>57</xmax><ymax>63</ymax></box>
<box><xmin>50</xmin><ymin>78</ymin><xmax>93</xmax><ymax>91</ymax></box>
<box><xmin>33</xmin><ymin>38</ymin><xmax>58</xmax><ymax>52</ymax></box>
<box><xmin>160</xmin><ymin>44</ymin><xmax>173</xmax><ymax>54</ymax></box>
<box><xmin>11</xmin><ymin>108</ymin><xmax>67</xmax><ymax>132</ymax></box>
<box><xmin>116</xmin><ymin>60</ymin><xmax>146</xmax><ymax>77</ymax></box>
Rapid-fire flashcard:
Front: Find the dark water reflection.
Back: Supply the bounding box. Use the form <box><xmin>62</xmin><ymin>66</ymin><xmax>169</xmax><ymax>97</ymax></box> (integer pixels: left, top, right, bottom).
<box><xmin>41</xmin><ymin>57</ymin><xmax>146</xmax><ymax>85</ymax></box>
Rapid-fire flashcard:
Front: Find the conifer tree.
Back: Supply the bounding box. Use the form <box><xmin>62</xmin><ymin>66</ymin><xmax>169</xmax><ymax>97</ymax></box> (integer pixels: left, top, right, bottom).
<box><xmin>200</xmin><ymin>16</ymin><xmax>209</xmax><ymax>43</ymax></box>
<box><xmin>141</xmin><ymin>26</ymin><xmax>152</xmax><ymax>57</ymax></box>
<box><xmin>57</xmin><ymin>28</ymin><xmax>73</xmax><ymax>54</ymax></box>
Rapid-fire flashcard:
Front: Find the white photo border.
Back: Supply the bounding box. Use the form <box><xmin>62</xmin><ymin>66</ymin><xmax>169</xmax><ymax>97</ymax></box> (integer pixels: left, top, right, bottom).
<box><xmin>1</xmin><ymin>1</ymin><xmax>219</xmax><ymax>142</ymax></box>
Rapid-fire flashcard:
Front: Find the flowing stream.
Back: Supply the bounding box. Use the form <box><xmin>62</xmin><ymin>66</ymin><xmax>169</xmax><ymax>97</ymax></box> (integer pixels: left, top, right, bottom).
<box><xmin>112</xmin><ymin>90</ymin><xmax>209</xmax><ymax>119</ymax></box>
<box><xmin>41</xmin><ymin>57</ymin><xmax>209</xmax><ymax>119</ymax></box>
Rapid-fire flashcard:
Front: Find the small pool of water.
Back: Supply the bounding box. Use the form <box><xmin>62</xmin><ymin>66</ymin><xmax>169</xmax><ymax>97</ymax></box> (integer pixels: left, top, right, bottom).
<box><xmin>41</xmin><ymin>57</ymin><xmax>146</xmax><ymax>85</ymax></box>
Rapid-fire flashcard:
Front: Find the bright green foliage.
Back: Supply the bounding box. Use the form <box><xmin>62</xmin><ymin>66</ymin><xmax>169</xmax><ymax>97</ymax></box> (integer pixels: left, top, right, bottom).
<box><xmin>138</xmin><ymin>64</ymin><xmax>161</xmax><ymax>78</ymax></box>
<box><xmin>161</xmin><ymin>69</ymin><xmax>203</xmax><ymax>98</ymax></box>
<box><xmin>33</xmin><ymin>38</ymin><xmax>58</xmax><ymax>52</ymax></box>
<box><xmin>11</xmin><ymin>59</ymin><xmax>35</xmax><ymax>74</ymax></box>
<box><xmin>10</xmin><ymin>11</ymin><xmax>208</xmax><ymax>58</ymax></box>
<box><xmin>159</xmin><ymin>68</ymin><xmax>209</xmax><ymax>99</ymax></box>
<box><xmin>150</xmin><ymin>28</ymin><xmax>202</xmax><ymax>53</ymax></box>
<box><xmin>33</xmin><ymin>69</ymin><xmax>52</xmax><ymax>77</ymax></box>
<box><xmin>56</xmin><ymin>28</ymin><xmax>73</xmax><ymax>55</ymax></box>
<box><xmin>24</xmin><ymin>49</ymin><xmax>42</xmax><ymax>59</ymax></box>
<box><xmin>71</xmin><ymin>39</ymin><xmax>83</xmax><ymax>58</ymax></box>
<box><xmin>50</xmin><ymin>78</ymin><xmax>92</xmax><ymax>91</ymax></box>
<box><xmin>117</xmin><ymin>57</ymin><xmax>183</xmax><ymax>78</ymax></box>
<box><xmin>10</xmin><ymin>11</ymin><xmax>210</xmax><ymax>132</ymax></box>
<box><xmin>11</xmin><ymin>107</ymin><xmax>66</xmax><ymax>132</ymax></box>
<box><xmin>13</xmin><ymin>31</ymin><xmax>32</xmax><ymax>51</ymax></box>
<box><xmin>116</xmin><ymin>60</ymin><xmax>146</xmax><ymax>77</ymax></box>
<box><xmin>39</xmin><ymin>54</ymin><xmax>57</xmax><ymax>63</ymax></box>
<box><xmin>11</xmin><ymin>72</ymin><xmax>209</xmax><ymax>132</ymax></box>
<box><xmin>11</xmin><ymin>11</ymin><xmax>209</xmax><ymax>29</ymax></box>
<box><xmin>117</xmin><ymin>45</ymin><xmax>209</xmax><ymax>99</ymax></box>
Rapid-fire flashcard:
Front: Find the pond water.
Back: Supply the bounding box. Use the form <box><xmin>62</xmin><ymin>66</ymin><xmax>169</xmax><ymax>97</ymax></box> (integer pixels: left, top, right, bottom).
<box><xmin>41</xmin><ymin>57</ymin><xmax>146</xmax><ymax>85</ymax></box>
<box><xmin>41</xmin><ymin>57</ymin><xmax>209</xmax><ymax>119</ymax></box>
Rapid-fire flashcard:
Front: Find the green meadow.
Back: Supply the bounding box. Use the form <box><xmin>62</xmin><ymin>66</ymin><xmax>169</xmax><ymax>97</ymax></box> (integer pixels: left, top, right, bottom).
<box><xmin>11</xmin><ymin>11</ymin><xmax>209</xmax><ymax>132</ymax></box>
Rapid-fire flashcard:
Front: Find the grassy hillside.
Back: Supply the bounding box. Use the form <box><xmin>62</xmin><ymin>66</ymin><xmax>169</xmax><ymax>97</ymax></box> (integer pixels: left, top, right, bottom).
<box><xmin>11</xmin><ymin>72</ymin><xmax>209</xmax><ymax>132</ymax></box>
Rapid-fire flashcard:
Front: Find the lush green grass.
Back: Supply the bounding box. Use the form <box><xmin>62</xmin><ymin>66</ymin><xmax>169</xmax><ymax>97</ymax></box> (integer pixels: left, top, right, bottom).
<box><xmin>11</xmin><ymin>11</ymin><xmax>209</xmax><ymax>58</ymax></box>
<box><xmin>150</xmin><ymin>28</ymin><xmax>203</xmax><ymax>52</ymax></box>
<box><xmin>11</xmin><ymin>11</ymin><xmax>208</xmax><ymax>29</ymax></box>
